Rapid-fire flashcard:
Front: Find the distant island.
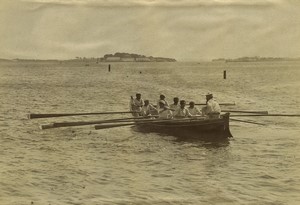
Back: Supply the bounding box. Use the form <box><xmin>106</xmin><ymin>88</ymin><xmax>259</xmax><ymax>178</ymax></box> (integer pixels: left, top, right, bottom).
<box><xmin>0</xmin><ymin>52</ymin><xmax>176</xmax><ymax>63</ymax></box>
<box><xmin>212</xmin><ymin>56</ymin><xmax>300</xmax><ymax>62</ymax></box>
<box><xmin>99</xmin><ymin>52</ymin><xmax>176</xmax><ymax>62</ymax></box>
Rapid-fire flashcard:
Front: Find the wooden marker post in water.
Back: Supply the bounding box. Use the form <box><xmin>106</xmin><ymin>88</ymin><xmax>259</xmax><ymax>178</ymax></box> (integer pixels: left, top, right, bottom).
<box><xmin>223</xmin><ymin>70</ymin><xmax>226</xmax><ymax>79</ymax></box>
<box><xmin>108</xmin><ymin>64</ymin><xmax>111</xmax><ymax>72</ymax></box>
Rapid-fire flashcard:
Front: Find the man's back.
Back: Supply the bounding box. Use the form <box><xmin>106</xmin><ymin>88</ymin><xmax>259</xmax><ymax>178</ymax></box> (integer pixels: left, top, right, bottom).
<box><xmin>206</xmin><ymin>98</ymin><xmax>221</xmax><ymax>113</ymax></box>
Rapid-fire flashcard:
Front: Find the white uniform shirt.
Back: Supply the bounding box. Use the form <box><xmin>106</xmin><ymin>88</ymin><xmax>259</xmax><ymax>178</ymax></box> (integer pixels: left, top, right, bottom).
<box><xmin>187</xmin><ymin>107</ymin><xmax>201</xmax><ymax>115</ymax></box>
<box><xmin>173</xmin><ymin>107</ymin><xmax>192</xmax><ymax>118</ymax></box>
<box><xmin>157</xmin><ymin>99</ymin><xmax>169</xmax><ymax>109</ymax></box>
<box><xmin>141</xmin><ymin>104</ymin><xmax>157</xmax><ymax>116</ymax></box>
<box><xmin>158</xmin><ymin>108</ymin><xmax>173</xmax><ymax>119</ymax></box>
<box><xmin>206</xmin><ymin>98</ymin><xmax>221</xmax><ymax>113</ymax></box>
<box><xmin>130</xmin><ymin>98</ymin><xmax>144</xmax><ymax>112</ymax></box>
<box><xmin>170</xmin><ymin>104</ymin><xmax>180</xmax><ymax>111</ymax></box>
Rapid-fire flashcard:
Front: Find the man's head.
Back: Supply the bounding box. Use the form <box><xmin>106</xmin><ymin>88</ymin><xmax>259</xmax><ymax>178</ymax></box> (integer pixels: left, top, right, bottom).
<box><xmin>180</xmin><ymin>100</ymin><xmax>186</xmax><ymax>108</ymax></box>
<box><xmin>189</xmin><ymin>101</ymin><xmax>195</xmax><ymax>108</ymax></box>
<box><xmin>206</xmin><ymin>93</ymin><xmax>213</xmax><ymax>101</ymax></box>
<box><xmin>173</xmin><ymin>97</ymin><xmax>179</xmax><ymax>104</ymax></box>
<box><xmin>160</xmin><ymin>94</ymin><xmax>165</xmax><ymax>100</ymax></box>
<box><xmin>144</xmin><ymin>100</ymin><xmax>149</xmax><ymax>106</ymax></box>
<box><xmin>136</xmin><ymin>93</ymin><xmax>141</xmax><ymax>99</ymax></box>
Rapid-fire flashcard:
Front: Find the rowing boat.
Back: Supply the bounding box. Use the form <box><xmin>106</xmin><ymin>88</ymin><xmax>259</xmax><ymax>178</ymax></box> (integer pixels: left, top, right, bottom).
<box><xmin>132</xmin><ymin>113</ymin><xmax>232</xmax><ymax>140</ymax></box>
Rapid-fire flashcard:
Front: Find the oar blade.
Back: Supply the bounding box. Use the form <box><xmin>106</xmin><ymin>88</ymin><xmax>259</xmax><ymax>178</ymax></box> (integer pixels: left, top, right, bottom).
<box><xmin>28</xmin><ymin>113</ymin><xmax>72</xmax><ymax>119</ymax></box>
<box><xmin>40</xmin><ymin>123</ymin><xmax>55</xmax><ymax>130</ymax></box>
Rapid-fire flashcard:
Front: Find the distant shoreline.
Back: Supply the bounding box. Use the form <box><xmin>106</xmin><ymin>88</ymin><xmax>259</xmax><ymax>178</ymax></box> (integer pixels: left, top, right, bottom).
<box><xmin>212</xmin><ymin>56</ymin><xmax>300</xmax><ymax>63</ymax></box>
<box><xmin>0</xmin><ymin>52</ymin><xmax>177</xmax><ymax>63</ymax></box>
<box><xmin>1</xmin><ymin>56</ymin><xmax>300</xmax><ymax>63</ymax></box>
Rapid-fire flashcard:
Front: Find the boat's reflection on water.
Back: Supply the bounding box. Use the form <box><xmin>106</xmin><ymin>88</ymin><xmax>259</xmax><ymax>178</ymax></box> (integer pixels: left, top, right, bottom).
<box><xmin>173</xmin><ymin>134</ymin><xmax>231</xmax><ymax>148</ymax></box>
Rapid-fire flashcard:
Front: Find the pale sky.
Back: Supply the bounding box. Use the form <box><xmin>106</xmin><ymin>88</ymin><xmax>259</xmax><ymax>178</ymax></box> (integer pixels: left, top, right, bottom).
<box><xmin>0</xmin><ymin>0</ymin><xmax>299</xmax><ymax>61</ymax></box>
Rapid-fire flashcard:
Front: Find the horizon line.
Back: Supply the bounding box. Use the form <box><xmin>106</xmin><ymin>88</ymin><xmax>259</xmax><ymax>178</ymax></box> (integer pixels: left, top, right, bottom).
<box><xmin>1</xmin><ymin>56</ymin><xmax>300</xmax><ymax>62</ymax></box>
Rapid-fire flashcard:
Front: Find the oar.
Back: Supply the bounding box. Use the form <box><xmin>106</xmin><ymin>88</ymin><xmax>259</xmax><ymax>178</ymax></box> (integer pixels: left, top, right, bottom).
<box><xmin>94</xmin><ymin>118</ymin><xmax>202</xmax><ymax>130</ymax></box>
<box><xmin>40</xmin><ymin>116</ymin><xmax>159</xmax><ymax>130</ymax></box>
<box><xmin>222</xmin><ymin>110</ymin><xmax>268</xmax><ymax>114</ymax></box>
<box><xmin>28</xmin><ymin>111</ymin><xmax>139</xmax><ymax>119</ymax></box>
<box><xmin>195</xmin><ymin>102</ymin><xmax>236</xmax><ymax>106</ymax></box>
<box><xmin>231</xmin><ymin>114</ymin><xmax>300</xmax><ymax>117</ymax></box>
<box><xmin>94</xmin><ymin>122</ymin><xmax>136</xmax><ymax>130</ymax></box>
<box><xmin>231</xmin><ymin>118</ymin><xmax>266</xmax><ymax>126</ymax></box>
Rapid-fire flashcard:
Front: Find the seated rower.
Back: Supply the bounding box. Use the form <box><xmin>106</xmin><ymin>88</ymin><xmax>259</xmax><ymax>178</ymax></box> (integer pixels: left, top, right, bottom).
<box><xmin>141</xmin><ymin>100</ymin><xmax>158</xmax><ymax>116</ymax></box>
<box><xmin>187</xmin><ymin>101</ymin><xmax>201</xmax><ymax>116</ymax></box>
<box><xmin>173</xmin><ymin>100</ymin><xmax>192</xmax><ymax>118</ymax></box>
<box><xmin>158</xmin><ymin>100</ymin><xmax>173</xmax><ymax>119</ymax></box>
<box><xmin>201</xmin><ymin>92</ymin><xmax>221</xmax><ymax>119</ymax></box>
<box><xmin>170</xmin><ymin>97</ymin><xmax>180</xmax><ymax>111</ymax></box>
<box><xmin>157</xmin><ymin>94</ymin><xmax>169</xmax><ymax>108</ymax></box>
<box><xmin>130</xmin><ymin>93</ymin><xmax>144</xmax><ymax>117</ymax></box>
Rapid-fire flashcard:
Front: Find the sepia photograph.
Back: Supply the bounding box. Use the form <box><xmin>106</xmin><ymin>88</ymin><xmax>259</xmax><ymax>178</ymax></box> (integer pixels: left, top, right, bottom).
<box><xmin>0</xmin><ymin>0</ymin><xmax>300</xmax><ymax>204</ymax></box>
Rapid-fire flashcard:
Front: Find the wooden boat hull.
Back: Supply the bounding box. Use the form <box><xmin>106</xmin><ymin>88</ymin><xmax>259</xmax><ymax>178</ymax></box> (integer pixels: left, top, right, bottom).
<box><xmin>133</xmin><ymin>113</ymin><xmax>232</xmax><ymax>140</ymax></box>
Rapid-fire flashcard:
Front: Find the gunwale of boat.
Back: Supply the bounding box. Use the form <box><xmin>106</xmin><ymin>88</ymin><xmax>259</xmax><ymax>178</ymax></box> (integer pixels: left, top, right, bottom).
<box><xmin>143</xmin><ymin>118</ymin><xmax>225</xmax><ymax>126</ymax></box>
<box><xmin>132</xmin><ymin>113</ymin><xmax>232</xmax><ymax>139</ymax></box>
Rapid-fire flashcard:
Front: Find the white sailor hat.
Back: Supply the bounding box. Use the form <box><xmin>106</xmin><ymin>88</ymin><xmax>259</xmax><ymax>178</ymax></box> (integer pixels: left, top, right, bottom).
<box><xmin>205</xmin><ymin>92</ymin><xmax>213</xmax><ymax>97</ymax></box>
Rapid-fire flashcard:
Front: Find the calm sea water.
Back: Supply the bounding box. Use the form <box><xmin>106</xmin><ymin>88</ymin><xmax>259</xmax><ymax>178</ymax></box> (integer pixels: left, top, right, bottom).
<box><xmin>0</xmin><ymin>60</ymin><xmax>300</xmax><ymax>205</ymax></box>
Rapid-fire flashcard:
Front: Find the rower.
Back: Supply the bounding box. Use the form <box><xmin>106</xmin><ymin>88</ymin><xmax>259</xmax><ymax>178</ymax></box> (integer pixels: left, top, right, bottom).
<box><xmin>170</xmin><ymin>97</ymin><xmax>180</xmax><ymax>111</ymax></box>
<box><xmin>130</xmin><ymin>93</ymin><xmax>144</xmax><ymax>117</ymax></box>
<box><xmin>201</xmin><ymin>92</ymin><xmax>221</xmax><ymax>119</ymax></box>
<box><xmin>187</xmin><ymin>101</ymin><xmax>201</xmax><ymax>116</ymax></box>
<box><xmin>141</xmin><ymin>100</ymin><xmax>158</xmax><ymax>116</ymax></box>
<box><xmin>173</xmin><ymin>100</ymin><xmax>192</xmax><ymax>118</ymax></box>
<box><xmin>157</xmin><ymin>94</ymin><xmax>169</xmax><ymax>109</ymax></box>
<box><xmin>158</xmin><ymin>100</ymin><xmax>173</xmax><ymax>119</ymax></box>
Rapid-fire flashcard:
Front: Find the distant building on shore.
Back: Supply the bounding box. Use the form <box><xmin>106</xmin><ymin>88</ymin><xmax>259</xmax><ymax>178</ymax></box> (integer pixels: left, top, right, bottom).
<box><xmin>106</xmin><ymin>57</ymin><xmax>121</xmax><ymax>62</ymax></box>
<box><xmin>121</xmin><ymin>58</ymin><xmax>135</xmax><ymax>62</ymax></box>
<box><xmin>135</xmin><ymin>57</ymin><xmax>151</xmax><ymax>62</ymax></box>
